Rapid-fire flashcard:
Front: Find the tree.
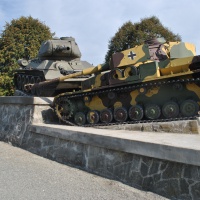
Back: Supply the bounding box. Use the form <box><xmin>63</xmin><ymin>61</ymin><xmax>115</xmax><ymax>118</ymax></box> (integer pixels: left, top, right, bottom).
<box><xmin>0</xmin><ymin>16</ymin><xmax>54</xmax><ymax>96</ymax></box>
<box><xmin>105</xmin><ymin>16</ymin><xmax>181</xmax><ymax>63</ymax></box>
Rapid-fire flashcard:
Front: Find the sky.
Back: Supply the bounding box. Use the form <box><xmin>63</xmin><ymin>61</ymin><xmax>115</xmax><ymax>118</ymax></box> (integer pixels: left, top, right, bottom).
<box><xmin>0</xmin><ymin>0</ymin><xmax>199</xmax><ymax>65</ymax></box>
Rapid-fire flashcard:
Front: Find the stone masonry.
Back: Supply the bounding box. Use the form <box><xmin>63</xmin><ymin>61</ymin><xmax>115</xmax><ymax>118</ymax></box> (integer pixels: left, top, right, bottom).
<box><xmin>0</xmin><ymin>96</ymin><xmax>57</xmax><ymax>145</ymax></box>
<box><xmin>1</xmin><ymin>96</ymin><xmax>200</xmax><ymax>199</ymax></box>
<box><xmin>21</xmin><ymin>127</ymin><xmax>200</xmax><ymax>200</ymax></box>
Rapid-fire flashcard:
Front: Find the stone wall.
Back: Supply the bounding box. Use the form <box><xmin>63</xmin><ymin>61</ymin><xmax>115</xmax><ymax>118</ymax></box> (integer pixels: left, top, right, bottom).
<box><xmin>1</xmin><ymin>96</ymin><xmax>200</xmax><ymax>199</ymax></box>
<box><xmin>0</xmin><ymin>96</ymin><xmax>57</xmax><ymax>145</ymax></box>
<box><xmin>22</xmin><ymin>128</ymin><xmax>200</xmax><ymax>200</ymax></box>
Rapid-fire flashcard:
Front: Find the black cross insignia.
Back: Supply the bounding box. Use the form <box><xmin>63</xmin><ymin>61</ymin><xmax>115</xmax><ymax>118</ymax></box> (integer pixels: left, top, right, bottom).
<box><xmin>128</xmin><ymin>51</ymin><xmax>136</xmax><ymax>60</ymax></box>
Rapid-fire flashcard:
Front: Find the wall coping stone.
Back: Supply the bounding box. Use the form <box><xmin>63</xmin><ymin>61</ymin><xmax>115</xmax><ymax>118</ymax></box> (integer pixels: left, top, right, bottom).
<box><xmin>30</xmin><ymin>123</ymin><xmax>200</xmax><ymax>167</ymax></box>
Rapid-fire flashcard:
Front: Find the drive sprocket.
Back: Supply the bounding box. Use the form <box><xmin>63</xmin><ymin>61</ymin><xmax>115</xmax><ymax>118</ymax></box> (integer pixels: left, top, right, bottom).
<box><xmin>54</xmin><ymin>96</ymin><xmax>74</xmax><ymax>123</ymax></box>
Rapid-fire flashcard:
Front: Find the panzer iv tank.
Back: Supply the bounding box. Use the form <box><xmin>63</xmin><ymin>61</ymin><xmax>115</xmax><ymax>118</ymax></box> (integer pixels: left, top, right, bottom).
<box><xmin>25</xmin><ymin>38</ymin><xmax>200</xmax><ymax>126</ymax></box>
<box><xmin>14</xmin><ymin>37</ymin><xmax>93</xmax><ymax>96</ymax></box>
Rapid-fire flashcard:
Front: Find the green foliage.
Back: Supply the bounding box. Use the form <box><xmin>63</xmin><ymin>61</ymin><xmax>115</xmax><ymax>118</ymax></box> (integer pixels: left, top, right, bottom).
<box><xmin>0</xmin><ymin>73</ymin><xmax>14</xmax><ymax>96</ymax></box>
<box><xmin>105</xmin><ymin>16</ymin><xmax>181</xmax><ymax>63</ymax></box>
<box><xmin>0</xmin><ymin>16</ymin><xmax>54</xmax><ymax>96</ymax></box>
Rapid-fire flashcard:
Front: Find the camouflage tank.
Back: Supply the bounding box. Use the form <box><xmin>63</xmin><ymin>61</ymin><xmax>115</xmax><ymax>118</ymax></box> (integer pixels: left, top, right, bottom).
<box><xmin>14</xmin><ymin>37</ymin><xmax>93</xmax><ymax>96</ymax></box>
<box><xmin>25</xmin><ymin>38</ymin><xmax>200</xmax><ymax>126</ymax></box>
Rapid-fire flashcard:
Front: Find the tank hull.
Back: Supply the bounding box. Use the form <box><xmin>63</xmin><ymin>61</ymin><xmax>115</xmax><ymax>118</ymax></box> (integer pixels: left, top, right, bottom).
<box><xmin>53</xmin><ymin>71</ymin><xmax>200</xmax><ymax>126</ymax></box>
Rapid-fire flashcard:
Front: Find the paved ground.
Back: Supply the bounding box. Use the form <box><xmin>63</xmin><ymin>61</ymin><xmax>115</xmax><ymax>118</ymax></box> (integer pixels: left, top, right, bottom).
<box><xmin>0</xmin><ymin>141</ymin><xmax>168</xmax><ymax>200</ymax></box>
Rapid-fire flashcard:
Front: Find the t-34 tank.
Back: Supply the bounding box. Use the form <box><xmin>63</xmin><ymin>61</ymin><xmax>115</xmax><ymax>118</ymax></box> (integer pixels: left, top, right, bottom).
<box><xmin>14</xmin><ymin>37</ymin><xmax>93</xmax><ymax>96</ymax></box>
<box><xmin>25</xmin><ymin>38</ymin><xmax>200</xmax><ymax>126</ymax></box>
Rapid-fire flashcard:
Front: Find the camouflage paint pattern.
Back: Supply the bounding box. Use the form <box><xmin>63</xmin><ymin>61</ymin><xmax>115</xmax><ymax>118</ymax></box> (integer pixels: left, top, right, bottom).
<box><xmin>69</xmin><ymin>78</ymin><xmax>200</xmax><ymax>110</ymax></box>
<box><xmin>52</xmin><ymin>38</ymin><xmax>200</xmax><ymax>125</ymax></box>
<box><xmin>80</xmin><ymin>40</ymin><xmax>198</xmax><ymax>90</ymax></box>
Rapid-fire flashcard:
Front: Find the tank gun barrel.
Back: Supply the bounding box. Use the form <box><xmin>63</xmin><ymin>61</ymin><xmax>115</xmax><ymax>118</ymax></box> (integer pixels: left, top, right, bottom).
<box><xmin>24</xmin><ymin>63</ymin><xmax>109</xmax><ymax>93</ymax></box>
<box><xmin>59</xmin><ymin>63</ymin><xmax>109</xmax><ymax>81</ymax></box>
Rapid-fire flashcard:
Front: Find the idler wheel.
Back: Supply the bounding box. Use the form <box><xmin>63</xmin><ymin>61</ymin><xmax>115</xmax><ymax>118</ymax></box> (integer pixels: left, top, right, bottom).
<box><xmin>74</xmin><ymin>112</ymin><xmax>86</xmax><ymax>126</ymax></box>
<box><xmin>128</xmin><ymin>105</ymin><xmax>144</xmax><ymax>120</ymax></box>
<box><xmin>87</xmin><ymin>110</ymin><xmax>99</xmax><ymax>124</ymax></box>
<box><xmin>145</xmin><ymin>104</ymin><xmax>161</xmax><ymax>120</ymax></box>
<box><xmin>114</xmin><ymin>107</ymin><xmax>128</xmax><ymax>122</ymax></box>
<box><xmin>180</xmin><ymin>100</ymin><xmax>199</xmax><ymax>117</ymax></box>
<box><xmin>100</xmin><ymin>109</ymin><xmax>113</xmax><ymax>123</ymax></box>
<box><xmin>162</xmin><ymin>101</ymin><xmax>179</xmax><ymax>118</ymax></box>
<box><xmin>16</xmin><ymin>75</ymin><xmax>22</xmax><ymax>90</ymax></box>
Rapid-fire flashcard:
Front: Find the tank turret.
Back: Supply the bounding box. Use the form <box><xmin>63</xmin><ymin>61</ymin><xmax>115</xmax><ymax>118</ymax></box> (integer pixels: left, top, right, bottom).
<box><xmin>14</xmin><ymin>36</ymin><xmax>93</xmax><ymax>96</ymax></box>
<box><xmin>37</xmin><ymin>37</ymin><xmax>81</xmax><ymax>60</ymax></box>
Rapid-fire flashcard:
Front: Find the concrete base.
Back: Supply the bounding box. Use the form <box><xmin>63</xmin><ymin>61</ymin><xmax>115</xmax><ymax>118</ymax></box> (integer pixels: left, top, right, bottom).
<box><xmin>1</xmin><ymin>96</ymin><xmax>200</xmax><ymax>199</ymax></box>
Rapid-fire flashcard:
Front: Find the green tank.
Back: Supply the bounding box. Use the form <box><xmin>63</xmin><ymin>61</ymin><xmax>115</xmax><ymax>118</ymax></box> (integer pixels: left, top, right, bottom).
<box><xmin>26</xmin><ymin>38</ymin><xmax>200</xmax><ymax>126</ymax></box>
<box><xmin>14</xmin><ymin>37</ymin><xmax>93</xmax><ymax>96</ymax></box>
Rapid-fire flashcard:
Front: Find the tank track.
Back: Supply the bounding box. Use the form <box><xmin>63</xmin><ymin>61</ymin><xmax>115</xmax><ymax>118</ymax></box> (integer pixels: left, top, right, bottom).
<box><xmin>54</xmin><ymin>77</ymin><xmax>200</xmax><ymax>127</ymax></box>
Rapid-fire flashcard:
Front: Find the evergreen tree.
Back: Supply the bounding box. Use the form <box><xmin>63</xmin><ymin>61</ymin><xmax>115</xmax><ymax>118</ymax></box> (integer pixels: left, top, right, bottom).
<box><xmin>105</xmin><ymin>16</ymin><xmax>181</xmax><ymax>63</ymax></box>
<box><xmin>0</xmin><ymin>16</ymin><xmax>54</xmax><ymax>96</ymax></box>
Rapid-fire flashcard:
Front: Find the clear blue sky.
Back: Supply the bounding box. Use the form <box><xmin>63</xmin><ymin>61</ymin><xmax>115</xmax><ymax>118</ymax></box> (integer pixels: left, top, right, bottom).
<box><xmin>0</xmin><ymin>0</ymin><xmax>199</xmax><ymax>65</ymax></box>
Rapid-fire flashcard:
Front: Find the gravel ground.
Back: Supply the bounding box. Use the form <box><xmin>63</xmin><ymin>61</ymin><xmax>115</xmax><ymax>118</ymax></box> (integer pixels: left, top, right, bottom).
<box><xmin>0</xmin><ymin>141</ymin><xmax>168</xmax><ymax>200</ymax></box>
